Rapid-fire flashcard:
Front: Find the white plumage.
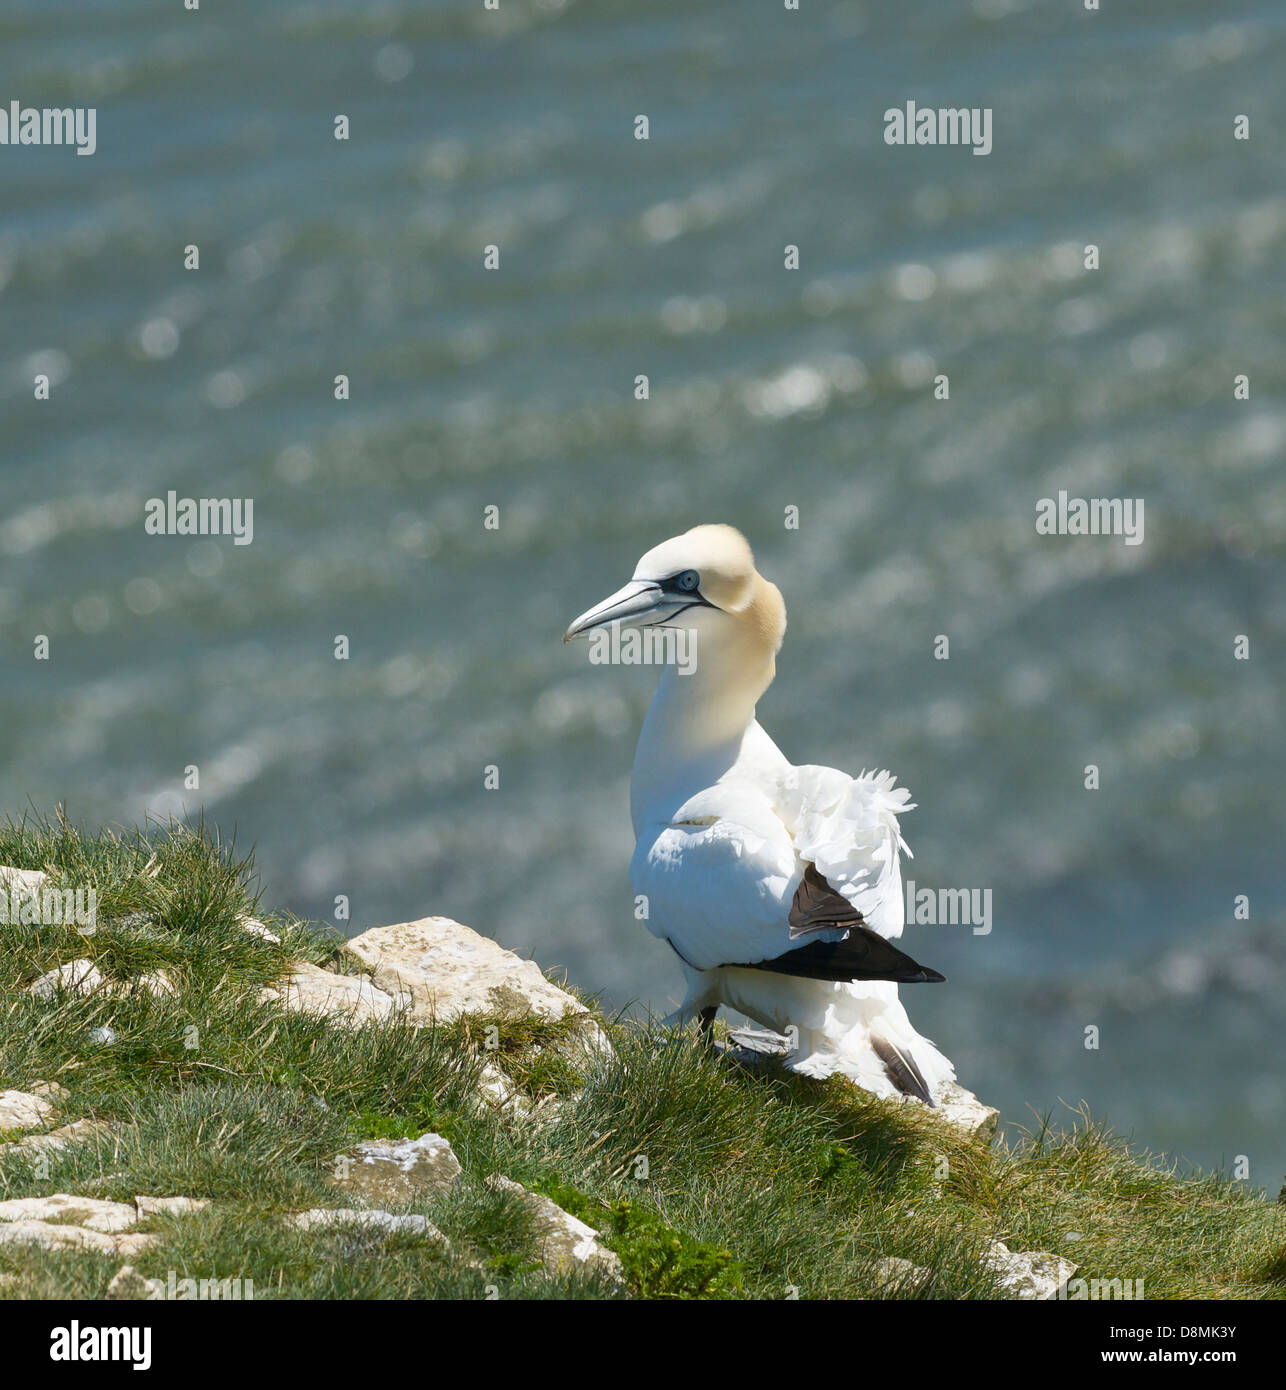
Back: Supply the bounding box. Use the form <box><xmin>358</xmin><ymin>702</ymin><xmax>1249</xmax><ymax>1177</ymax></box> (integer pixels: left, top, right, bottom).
<box><xmin>566</xmin><ymin>524</ymin><xmax>955</xmax><ymax>1104</ymax></box>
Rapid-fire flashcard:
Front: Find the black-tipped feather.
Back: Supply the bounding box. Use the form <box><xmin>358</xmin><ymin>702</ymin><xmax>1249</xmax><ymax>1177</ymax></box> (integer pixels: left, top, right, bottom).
<box><xmin>871</xmin><ymin>1034</ymin><xmax>935</xmax><ymax>1106</ymax></box>
<box><xmin>731</xmin><ymin>926</ymin><xmax>946</xmax><ymax>985</ymax></box>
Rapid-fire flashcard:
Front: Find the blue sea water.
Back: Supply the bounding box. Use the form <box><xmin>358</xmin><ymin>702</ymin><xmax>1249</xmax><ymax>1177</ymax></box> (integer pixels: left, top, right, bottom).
<box><xmin>1</xmin><ymin>0</ymin><xmax>1283</xmax><ymax>1178</ymax></box>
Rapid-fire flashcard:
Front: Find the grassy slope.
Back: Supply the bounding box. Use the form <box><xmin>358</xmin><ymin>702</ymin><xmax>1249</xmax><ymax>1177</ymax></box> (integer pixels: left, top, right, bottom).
<box><xmin>0</xmin><ymin>815</ymin><xmax>1281</xmax><ymax>1300</ymax></box>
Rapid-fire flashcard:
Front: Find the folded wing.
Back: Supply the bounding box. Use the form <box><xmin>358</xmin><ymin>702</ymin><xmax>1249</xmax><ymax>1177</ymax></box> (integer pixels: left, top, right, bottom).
<box><xmin>632</xmin><ymin>766</ymin><xmax>934</xmax><ymax>979</ymax></box>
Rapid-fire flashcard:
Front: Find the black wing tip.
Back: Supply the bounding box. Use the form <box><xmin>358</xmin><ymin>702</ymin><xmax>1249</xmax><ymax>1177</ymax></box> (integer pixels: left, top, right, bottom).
<box><xmin>910</xmin><ymin>966</ymin><xmax>947</xmax><ymax>984</ymax></box>
<box><xmin>735</xmin><ymin>934</ymin><xmax>948</xmax><ymax>987</ymax></box>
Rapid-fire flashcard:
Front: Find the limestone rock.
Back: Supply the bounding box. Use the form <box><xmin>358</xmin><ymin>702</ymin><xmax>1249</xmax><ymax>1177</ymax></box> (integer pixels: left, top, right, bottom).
<box><xmin>343</xmin><ymin>917</ymin><xmax>602</xmax><ymax>1042</ymax></box>
<box><xmin>105</xmin><ymin>1265</ymin><xmax>154</xmax><ymax>1300</ymax></box>
<box><xmin>30</xmin><ymin>1080</ymin><xmax>69</xmax><ymax>1103</ymax></box>
<box><xmin>485</xmin><ymin>1175</ymin><xmax>622</xmax><ymax>1282</ymax></box>
<box><xmin>0</xmin><ymin>1089</ymin><xmax>57</xmax><ymax>1135</ymax></box>
<box><xmin>28</xmin><ymin>959</ymin><xmax>107</xmax><ymax>1001</ymax></box>
<box><xmin>276</xmin><ymin>961</ymin><xmax>400</xmax><ymax>1025</ymax></box>
<box><xmin>0</xmin><ymin>1193</ymin><xmax>140</xmax><ymax>1233</ymax></box>
<box><xmin>477</xmin><ymin>1062</ymin><xmax>536</xmax><ymax>1121</ymax></box>
<box><xmin>292</xmin><ymin>1208</ymin><xmax>447</xmax><ymax>1240</ymax></box>
<box><xmin>329</xmin><ymin>1132</ymin><xmax>461</xmax><ymax>1204</ymax></box>
<box><xmin>240</xmin><ymin>916</ymin><xmax>281</xmax><ymax>945</ymax></box>
<box><xmin>0</xmin><ymin>866</ymin><xmax>47</xmax><ymax>894</ymax></box>
<box><xmin>129</xmin><ymin>970</ymin><xmax>177</xmax><ymax>999</ymax></box>
<box><xmin>870</xmin><ymin>1255</ymin><xmax>933</xmax><ymax>1294</ymax></box>
<box><xmin>134</xmin><ymin>1195</ymin><xmax>209</xmax><ymax>1219</ymax></box>
<box><xmin>0</xmin><ymin>1221</ymin><xmax>154</xmax><ymax>1258</ymax></box>
<box><xmin>0</xmin><ymin>1119</ymin><xmax>114</xmax><ymax>1158</ymax></box>
<box><xmin>983</xmin><ymin>1239</ymin><xmax>1077</xmax><ymax>1300</ymax></box>
<box><xmin>935</xmin><ymin>1082</ymin><xmax>1000</xmax><ymax>1140</ymax></box>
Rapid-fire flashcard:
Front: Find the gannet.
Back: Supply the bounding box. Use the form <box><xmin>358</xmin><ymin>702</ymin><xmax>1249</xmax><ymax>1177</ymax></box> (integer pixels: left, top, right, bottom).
<box><xmin>565</xmin><ymin>523</ymin><xmax>955</xmax><ymax>1104</ymax></box>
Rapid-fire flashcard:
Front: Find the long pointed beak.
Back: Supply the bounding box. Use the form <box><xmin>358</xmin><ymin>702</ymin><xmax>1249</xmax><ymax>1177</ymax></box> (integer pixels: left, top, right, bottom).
<box><xmin>563</xmin><ymin>579</ymin><xmax>667</xmax><ymax>642</ymax></box>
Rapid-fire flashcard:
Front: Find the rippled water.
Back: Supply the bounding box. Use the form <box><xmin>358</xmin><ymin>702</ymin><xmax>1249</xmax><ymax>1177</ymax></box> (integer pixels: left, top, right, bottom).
<box><xmin>2</xmin><ymin>0</ymin><xmax>1283</xmax><ymax>1176</ymax></box>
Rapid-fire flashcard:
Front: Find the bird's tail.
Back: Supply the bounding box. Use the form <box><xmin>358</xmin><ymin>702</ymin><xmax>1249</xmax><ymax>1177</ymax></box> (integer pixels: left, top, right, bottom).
<box><xmin>717</xmin><ymin>969</ymin><xmax>956</xmax><ymax>1104</ymax></box>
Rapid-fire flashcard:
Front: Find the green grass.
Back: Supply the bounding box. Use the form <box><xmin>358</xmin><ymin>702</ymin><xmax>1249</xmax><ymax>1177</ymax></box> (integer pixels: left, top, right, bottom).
<box><xmin>1</xmin><ymin>812</ymin><xmax>1282</xmax><ymax>1299</ymax></box>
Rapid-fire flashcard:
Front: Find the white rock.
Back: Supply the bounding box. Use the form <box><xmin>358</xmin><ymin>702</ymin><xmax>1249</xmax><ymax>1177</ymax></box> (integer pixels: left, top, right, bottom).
<box><xmin>0</xmin><ymin>1193</ymin><xmax>140</xmax><ymax>1234</ymax></box>
<box><xmin>240</xmin><ymin>916</ymin><xmax>281</xmax><ymax>945</ymax></box>
<box><xmin>276</xmin><ymin>961</ymin><xmax>401</xmax><ymax>1025</ymax></box>
<box><xmin>105</xmin><ymin>1265</ymin><xmax>154</xmax><ymax>1300</ymax></box>
<box><xmin>30</xmin><ymin>1080</ymin><xmax>69</xmax><ymax>1102</ymax></box>
<box><xmin>0</xmin><ymin>1221</ymin><xmax>154</xmax><ymax>1258</ymax></box>
<box><xmin>291</xmin><ymin>1208</ymin><xmax>447</xmax><ymax>1240</ymax></box>
<box><xmin>935</xmin><ymin>1082</ymin><xmax>1000</xmax><ymax>1139</ymax></box>
<box><xmin>130</xmin><ymin>970</ymin><xmax>178</xmax><ymax>999</ymax></box>
<box><xmin>343</xmin><ymin>917</ymin><xmax>603</xmax><ymax>1043</ymax></box>
<box><xmin>28</xmin><ymin>959</ymin><xmax>108</xmax><ymax>1001</ymax></box>
<box><xmin>0</xmin><ymin>1089</ymin><xmax>57</xmax><ymax>1135</ymax></box>
<box><xmin>0</xmin><ymin>1119</ymin><xmax>114</xmax><ymax>1157</ymax></box>
<box><xmin>477</xmin><ymin>1062</ymin><xmax>535</xmax><ymax>1120</ymax></box>
<box><xmin>330</xmin><ymin>1132</ymin><xmax>462</xmax><ymax>1203</ymax></box>
<box><xmin>0</xmin><ymin>866</ymin><xmax>47</xmax><ymax>893</ymax></box>
<box><xmin>485</xmin><ymin>1175</ymin><xmax>622</xmax><ymax>1282</ymax></box>
<box><xmin>983</xmin><ymin>1239</ymin><xmax>1077</xmax><ymax>1300</ymax></box>
<box><xmin>134</xmin><ymin>1195</ymin><xmax>208</xmax><ymax>1219</ymax></box>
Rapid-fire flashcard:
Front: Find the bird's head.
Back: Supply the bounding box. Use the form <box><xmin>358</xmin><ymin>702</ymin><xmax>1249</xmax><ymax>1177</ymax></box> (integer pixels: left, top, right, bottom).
<box><xmin>563</xmin><ymin>523</ymin><xmax>786</xmax><ymax>656</ymax></box>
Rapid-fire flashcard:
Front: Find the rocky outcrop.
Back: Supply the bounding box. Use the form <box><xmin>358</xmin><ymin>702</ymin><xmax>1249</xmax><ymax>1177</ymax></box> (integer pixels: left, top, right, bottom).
<box><xmin>239</xmin><ymin>916</ymin><xmax>281</xmax><ymax>945</ymax></box>
<box><xmin>0</xmin><ymin>1193</ymin><xmax>140</xmax><ymax>1233</ymax></box>
<box><xmin>272</xmin><ymin>961</ymin><xmax>406</xmax><ymax>1025</ymax></box>
<box><xmin>485</xmin><ymin>1175</ymin><xmax>622</xmax><ymax>1283</ymax></box>
<box><xmin>935</xmin><ymin>1082</ymin><xmax>1000</xmax><ymax>1140</ymax></box>
<box><xmin>0</xmin><ymin>1088</ymin><xmax>58</xmax><ymax>1135</ymax></box>
<box><xmin>0</xmin><ymin>1192</ymin><xmax>207</xmax><ymax>1259</ymax></box>
<box><xmin>983</xmin><ymin>1239</ymin><xmax>1077</xmax><ymax>1299</ymax></box>
<box><xmin>0</xmin><ymin>866</ymin><xmax>46</xmax><ymax>894</ymax></box>
<box><xmin>134</xmin><ymin>1195</ymin><xmax>208</xmax><ymax>1219</ymax></box>
<box><xmin>28</xmin><ymin>960</ymin><xmax>178</xmax><ymax>1002</ymax></box>
<box><xmin>342</xmin><ymin>917</ymin><xmax>600</xmax><ymax>1036</ymax></box>
<box><xmin>0</xmin><ymin>1219</ymin><xmax>154</xmax><ymax>1258</ymax></box>
<box><xmin>28</xmin><ymin>959</ymin><xmax>107</xmax><ymax>1001</ymax></box>
<box><xmin>0</xmin><ymin>1118</ymin><xmax>114</xmax><ymax>1158</ymax></box>
<box><xmin>329</xmin><ymin>1132</ymin><xmax>461</xmax><ymax>1204</ymax></box>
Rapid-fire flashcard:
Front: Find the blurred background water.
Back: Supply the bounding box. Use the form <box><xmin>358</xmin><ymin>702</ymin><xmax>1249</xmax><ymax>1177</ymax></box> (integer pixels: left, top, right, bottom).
<box><xmin>1</xmin><ymin>0</ymin><xmax>1283</xmax><ymax>1179</ymax></box>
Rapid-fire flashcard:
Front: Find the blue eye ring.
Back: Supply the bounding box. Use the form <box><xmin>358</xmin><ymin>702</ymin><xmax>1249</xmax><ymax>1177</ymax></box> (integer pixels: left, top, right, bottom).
<box><xmin>677</xmin><ymin>569</ymin><xmax>700</xmax><ymax>592</ymax></box>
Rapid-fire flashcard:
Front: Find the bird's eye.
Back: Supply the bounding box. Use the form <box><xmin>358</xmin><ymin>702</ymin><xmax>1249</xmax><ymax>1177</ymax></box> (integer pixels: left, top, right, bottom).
<box><xmin>677</xmin><ymin>569</ymin><xmax>700</xmax><ymax>592</ymax></box>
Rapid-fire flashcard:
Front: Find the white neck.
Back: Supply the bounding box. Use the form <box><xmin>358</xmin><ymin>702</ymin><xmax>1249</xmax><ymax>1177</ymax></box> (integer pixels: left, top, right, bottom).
<box><xmin>630</xmin><ymin>627</ymin><xmax>777</xmax><ymax>829</ymax></box>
